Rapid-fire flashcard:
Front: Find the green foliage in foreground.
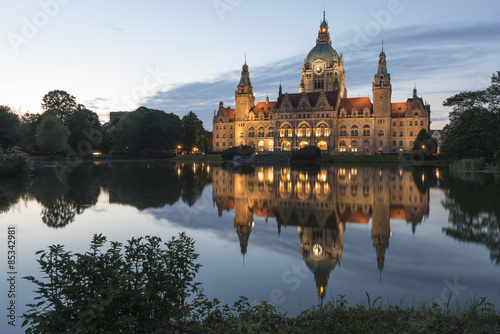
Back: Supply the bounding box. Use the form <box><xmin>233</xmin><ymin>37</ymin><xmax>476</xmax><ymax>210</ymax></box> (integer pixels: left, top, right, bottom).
<box><xmin>23</xmin><ymin>234</ymin><xmax>500</xmax><ymax>334</ymax></box>
<box><xmin>178</xmin><ymin>295</ymin><xmax>500</xmax><ymax>334</ymax></box>
<box><xmin>23</xmin><ymin>233</ymin><xmax>201</xmax><ymax>333</ymax></box>
<box><xmin>0</xmin><ymin>146</ymin><xmax>33</xmax><ymax>177</ymax></box>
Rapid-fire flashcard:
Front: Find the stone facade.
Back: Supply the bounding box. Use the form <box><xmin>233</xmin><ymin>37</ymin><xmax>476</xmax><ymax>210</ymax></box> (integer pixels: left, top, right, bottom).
<box><xmin>213</xmin><ymin>12</ymin><xmax>431</xmax><ymax>154</ymax></box>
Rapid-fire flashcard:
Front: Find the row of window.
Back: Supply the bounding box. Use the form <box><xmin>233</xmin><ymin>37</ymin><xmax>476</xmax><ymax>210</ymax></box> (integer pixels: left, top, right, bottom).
<box><xmin>394</xmin><ymin>120</ymin><xmax>425</xmax><ymax>126</ymax></box>
<box><xmin>337</xmin><ymin>140</ymin><xmax>414</xmax><ymax>147</ymax></box>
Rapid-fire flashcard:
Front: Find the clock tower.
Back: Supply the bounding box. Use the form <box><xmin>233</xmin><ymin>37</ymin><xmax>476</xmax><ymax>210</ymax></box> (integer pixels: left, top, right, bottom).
<box><xmin>300</xmin><ymin>11</ymin><xmax>346</xmax><ymax>97</ymax></box>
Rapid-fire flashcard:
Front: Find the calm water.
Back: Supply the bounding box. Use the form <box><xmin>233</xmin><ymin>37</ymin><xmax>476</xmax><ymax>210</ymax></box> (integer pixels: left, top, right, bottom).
<box><xmin>1</xmin><ymin>162</ymin><xmax>499</xmax><ymax>332</ymax></box>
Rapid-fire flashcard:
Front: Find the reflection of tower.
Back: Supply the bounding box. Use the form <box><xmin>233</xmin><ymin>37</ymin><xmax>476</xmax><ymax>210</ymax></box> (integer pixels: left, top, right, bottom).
<box><xmin>234</xmin><ymin>198</ymin><xmax>254</xmax><ymax>255</ymax></box>
<box><xmin>298</xmin><ymin>216</ymin><xmax>344</xmax><ymax>300</ymax></box>
<box><xmin>372</xmin><ymin>169</ymin><xmax>391</xmax><ymax>272</ymax></box>
<box><xmin>234</xmin><ymin>173</ymin><xmax>255</xmax><ymax>255</ymax></box>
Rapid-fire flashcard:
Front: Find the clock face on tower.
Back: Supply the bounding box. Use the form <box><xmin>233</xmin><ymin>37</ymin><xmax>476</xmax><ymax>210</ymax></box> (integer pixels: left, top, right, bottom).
<box><xmin>314</xmin><ymin>65</ymin><xmax>324</xmax><ymax>75</ymax></box>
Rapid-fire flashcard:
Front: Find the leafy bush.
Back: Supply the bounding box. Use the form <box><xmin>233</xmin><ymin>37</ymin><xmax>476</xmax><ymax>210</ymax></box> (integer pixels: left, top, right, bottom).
<box><xmin>220</xmin><ymin>145</ymin><xmax>254</xmax><ymax>160</ymax></box>
<box><xmin>23</xmin><ymin>233</ymin><xmax>201</xmax><ymax>333</ymax></box>
<box><xmin>0</xmin><ymin>146</ymin><xmax>33</xmax><ymax>177</ymax></box>
<box><xmin>292</xmin><ymin>145</ymin><xmax>321</xmax><ymax>161</ymax></box>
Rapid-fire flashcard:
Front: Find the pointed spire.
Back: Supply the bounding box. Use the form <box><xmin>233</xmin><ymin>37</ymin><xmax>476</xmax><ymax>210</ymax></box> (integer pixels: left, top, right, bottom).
<box><xmin>413</xmin><ymin>83</ymin><xmax>418</xmax><ymax>98</ymax></box>
<box><xmin>279</xmin><ymin>81</ymin><xmax>282</xmax><ymax>96</ymax></box>
<box><xmin>317</xmin><ymin>11</ymin><xmax>331</xmax><ymax>45</ymax></box>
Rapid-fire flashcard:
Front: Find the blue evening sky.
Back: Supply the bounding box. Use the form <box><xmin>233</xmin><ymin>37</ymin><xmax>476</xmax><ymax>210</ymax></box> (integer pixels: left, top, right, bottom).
<box><xmin>0</xmin><ymin>0</ymin><xmax>499</xmax><ymax>130</ymax></box>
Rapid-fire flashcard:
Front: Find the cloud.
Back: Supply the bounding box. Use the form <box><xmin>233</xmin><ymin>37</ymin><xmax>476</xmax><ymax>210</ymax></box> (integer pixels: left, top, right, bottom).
<box><xmin>142</xmin><ymin>22</ymin><xmax>500</xmax><ymax>130</ymax></box>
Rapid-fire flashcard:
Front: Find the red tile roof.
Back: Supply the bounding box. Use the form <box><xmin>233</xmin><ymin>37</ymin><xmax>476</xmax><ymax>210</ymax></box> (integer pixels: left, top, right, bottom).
<box><xmin>339</xmin><ymin>97</ymin><xmax>372</xmax><ymax>111</ymax></box>
<box><xmin>251</xmin><ymin>102</ymin><xmax>277</xmax><ymax>118</ymax></box>
<box><xmin>391</xmin><ymin>102</ymin><xmax>409</xmax><ymax>115</ymax></box>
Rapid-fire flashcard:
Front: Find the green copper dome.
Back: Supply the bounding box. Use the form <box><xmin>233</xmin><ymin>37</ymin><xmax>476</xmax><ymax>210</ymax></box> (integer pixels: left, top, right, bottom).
<box><xmin>304</xmin><ymin>44</ymin><xmax>339</xmax><ymax>69</ymax></box>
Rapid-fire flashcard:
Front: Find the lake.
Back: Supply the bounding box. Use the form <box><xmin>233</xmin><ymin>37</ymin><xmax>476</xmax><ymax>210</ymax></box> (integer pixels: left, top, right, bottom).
<box><xmin>1</xmin><ymin>161</ymin><xmax>499</xmax><ymax>332</ymax></box>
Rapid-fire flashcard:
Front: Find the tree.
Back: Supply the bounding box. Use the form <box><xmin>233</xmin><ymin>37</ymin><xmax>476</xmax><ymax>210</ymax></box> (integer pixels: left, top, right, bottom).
<box><xmin>181</xmin><ymin>111</ymin><xmax>207</xmax><ymax>152</ymax></box>
<box><xmin>441</xmin><ymin>71</ymin><xmax>500</xmax><ymax>162</ymax></box>
<box><xmin>412</xmin><ymin>129</ymin><xmax>437</xmax><ymax>157</ymax></box>
<box><xmin>20</xmin><ymin>113</ymin><xmax>41</xmax><ymax>151</ymax></box>
<box><xmin>41</xmin><ymin>90</ymin><xmax>77</xmax><ymax>120</ymax></box>
<box><xmin>66</xmin><ymin>108</ymin><xmax>102</xmax><ymax>153</ymax></box>
<box><xmin>0</xmin><ymin>105</ymin><xmax>21</xmax><ymax>148</ymax></box>
<box><xmin>109</xmin><ymin>106</ymin><xmax>182</xmax><ymax>153</ymax></box>
<box><xmin>36</xmin><ymin>116</ymin><xmax>70</xmax><ymax>153</ymax></box>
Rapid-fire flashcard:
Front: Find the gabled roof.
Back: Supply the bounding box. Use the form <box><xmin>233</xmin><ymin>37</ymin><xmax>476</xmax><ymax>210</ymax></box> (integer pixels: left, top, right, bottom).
<box><xmin>339</xmin><ymin>97</ymin><xmax>372</xmax><ymax>111</ymax></box>
<box><xmin>391</xmin><ymin>102</ymin><xmax>409</xmax><ymax>115</ymax></box>
<box><xmin>276</xmin><ymin>91</ymin><xmax>339</xmax><ymax>109</ymax></box>
<box><xmin>250</xmin><ymin>102</ymin><xmax>277</xmax><ymax>118</ymax></box>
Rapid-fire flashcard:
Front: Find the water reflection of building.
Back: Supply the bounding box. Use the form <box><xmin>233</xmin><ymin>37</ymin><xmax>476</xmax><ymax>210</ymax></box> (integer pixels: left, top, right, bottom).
<box><xmin>212</xmin><ymin>166</ymin><xmax>429</xmax><ymax>297</ymax></box>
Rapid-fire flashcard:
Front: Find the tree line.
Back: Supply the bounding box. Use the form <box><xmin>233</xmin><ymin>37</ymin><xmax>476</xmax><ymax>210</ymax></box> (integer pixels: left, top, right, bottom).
<box><xmin>0</xmin><ymin>90</ymin><xmax>212</xmax><ymax>155</ymax></box>
<box><xmin>441</xmin><ymin>71</ymin><xmax>500</xmax><ymax>163</ymax></box>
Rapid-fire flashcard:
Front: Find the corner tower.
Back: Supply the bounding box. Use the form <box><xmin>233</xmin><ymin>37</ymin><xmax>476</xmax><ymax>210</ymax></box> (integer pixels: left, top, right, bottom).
<box><xmin>372</xmin><ymin>47</ymin><xmax>392</xmax><ymax>117</ymax></box>
<box><xmin>301</xmin><ymin>12</ymin><xmax>346</xmax><ymax>96</ymax></box>
<box><xmin>235</xmin><ymin>61</ymin><xmax>255</xmax><ymax>122</ymax></box>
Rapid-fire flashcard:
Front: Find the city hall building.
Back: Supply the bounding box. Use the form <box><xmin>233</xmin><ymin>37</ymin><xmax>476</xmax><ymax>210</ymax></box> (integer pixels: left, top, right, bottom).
<box><xmin>212</xmin><ymin>12</ymin><xmax>431</xmax><ymax>154</ymax></box>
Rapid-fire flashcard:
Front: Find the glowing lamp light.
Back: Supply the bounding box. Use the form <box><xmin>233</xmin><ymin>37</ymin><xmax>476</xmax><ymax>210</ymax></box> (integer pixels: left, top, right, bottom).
<box><xmin>92</xmin><ymin>152</ymin><xmax>102</xmax><ymax>156</ymax></box>
<box><xmin>320</xmin><ymin>286</ymin><xmax>324</xmax><ymax>295</ymax></box>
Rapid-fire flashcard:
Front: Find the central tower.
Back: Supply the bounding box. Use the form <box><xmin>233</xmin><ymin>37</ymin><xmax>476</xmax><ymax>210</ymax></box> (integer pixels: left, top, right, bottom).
<box><xmin>300</xmin><ymin>11</ymin><xmax>346</xmax><ymax>97</ymax></box>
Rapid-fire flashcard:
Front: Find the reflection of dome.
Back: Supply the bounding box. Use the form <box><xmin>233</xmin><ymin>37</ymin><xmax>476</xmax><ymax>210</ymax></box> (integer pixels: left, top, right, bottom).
<box><xmin>304</xmin><ymin>44</ymin><xmax>339</xmax><ymax>69</ymax></box>
<box><xmin>303</xmin><ymin>251</ymin><xmax>340</xmax><ymax>299</ymax></box>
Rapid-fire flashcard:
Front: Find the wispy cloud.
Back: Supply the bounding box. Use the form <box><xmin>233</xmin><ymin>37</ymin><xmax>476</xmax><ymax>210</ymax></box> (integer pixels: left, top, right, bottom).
<box><xmin>142</xmin><ymin>22</ymin><xmax>500</xmax><ymax>130</ymax></box>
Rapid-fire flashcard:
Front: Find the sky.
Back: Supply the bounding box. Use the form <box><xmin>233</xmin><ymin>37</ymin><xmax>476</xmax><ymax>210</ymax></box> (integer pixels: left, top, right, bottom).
<box><xmin>0</xmin><ymin>0</ymin><xmax>499</xmax><ymax>131</ymax></box>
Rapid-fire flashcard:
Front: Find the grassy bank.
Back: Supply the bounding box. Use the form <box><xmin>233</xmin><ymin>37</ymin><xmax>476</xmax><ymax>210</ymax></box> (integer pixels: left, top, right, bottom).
<box><xmin>169</xmin><ymin>296</ymin><xmax>499</xmax><ymax>334</ymax></box>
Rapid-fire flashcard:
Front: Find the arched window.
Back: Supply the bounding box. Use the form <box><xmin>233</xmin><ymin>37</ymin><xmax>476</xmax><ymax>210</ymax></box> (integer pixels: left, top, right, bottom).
<box><xmin>420</xmin><ymin>121</ymin><xmax>424</xmax><ymax>126</ymax></box>
<box><xmin>281</xmin><ymin>124</ymin><xmax>292</xmax><ymax>137</ymax></box>
<box><xmin>230</xmin><ymin>134</ymin><xmax>233</xmax><ymax>138</ymax></box>
<box><xmin>317</xmin><ymin>123</ymin><xmax>328</xmax><ymax>137</ymax></box>
<box><xmin>393</xmin><ymin>121</ymin><xmax>396</xmax><ymax>126</ymax></box>
<box><xmin>399</xmin><ymin>131</ymin><xmax>404</xmax><ymax>137</ymax></box>
<box><xmin>379</xmin><ymin>140</ymin><xmax>383</xmax><ymax>146</ymax></box>
<box><xmin>216</xmin><ymin>142</ymin><xmax>219</xmax><ymax>147</ymax></box>
<box><xmin>216</xmin><ymin>134</ymin><xmax>219</xmax><ymax>139</ymax></box>
<box><xmin>393</xmin><ymin>141</ymin><xmax>396</xmax><ymax>146</ymax></box>
<box><xmin>298</xmin><ymin>124</ymin><xmax>310</xmax><ymax>137</ymax></box>
<box><xmin>409</xmin><ymin>121</ymin><xmax>413</xmax><ymax>126</ymax></box>
<box><xmin>392</xmin><ymin>131</ymin><xmax>396</xmax><ymax>137</ymax></box>
<box><xmin>399</xmin><ymin>121</ymin><xmax>403</xmax><ymax>126</ymax></box>
<box><xmin>267</xmin><ymin>127</ymin><xmax>274</xmax><ymax>137</ymax></box>
<box><xmin>340</xmin><ymin>125</ymin><xmax>347</xmax><ymax>136</ymax></box>
<box><xmin>339</xmin><ymin>140</ymin><xmax>347</xmax><ymax>152</ymax></box>
<box><xmin>399</xmin><ymin>141</ymin><xmax>403</xmax><ymax>147</ymax></box>
<box><xmin>351</xmin><ymin>125</ymin><xmax>359</xmax><ymax>136</ymax></box>
<box><xmin>223</xmin><ymin>134</ymin><xmax>226</xmax><ymax>138</ymax></box>
<box><xmin>363</xmin><ymin>125</ymin><xmax>370</xmax><ymax>136</ymax></box>
<box><xmin>248</xmin><ymin>127</ymin><xmax>255</xmax><ymax>137</ymax></box>
<box><xmin>239</xmin><ymin>132</ymin><xmax>244</xmax><ymax>139</ymax></box>
<box><xmin>378</xmin><ymin>130</ymin><xmax>384</xmax><ymax>137</ymax></box>
<box><xmin>363</xmin><ymin>140</ymin><xmax>370</xmax><ymax>146</ymax></box>
<box><xmin>258</xmin><ymin>127</ymin><xmax>265</xmax><ymax>137</ymax></box>
<box><xmin>410</xmin><ymin>131</ymin><xmax>414</xmax><ymax>137</ymax></box>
